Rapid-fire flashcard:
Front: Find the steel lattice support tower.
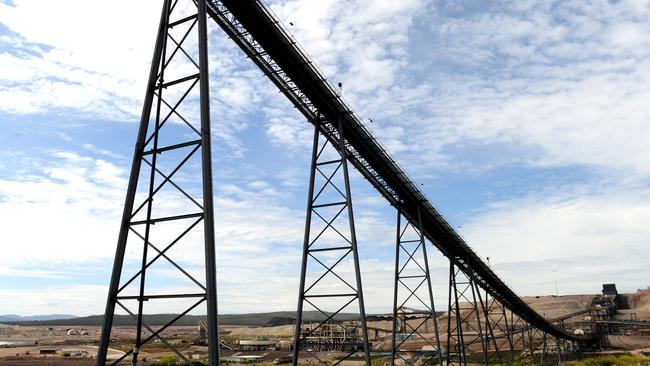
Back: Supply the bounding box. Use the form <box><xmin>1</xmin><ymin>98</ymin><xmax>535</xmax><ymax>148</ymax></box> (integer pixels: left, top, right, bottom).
<box><xmin>485</xmin><ymin>291</ymin><xmax>515</xmax><ymax>362</ymax></box>
<box><xmin>473</xmin><ymin>284</ymin><xmax>503</xmax><ymax>365</ymax></box>
<box><xmin>293</xmin><ymin>115</ymin><xmax>371</xmax><ymax>366</ymax></box>
<box><xmin>482</xmin><ymin>289</ymin><xmax>510</xmax><ymax>364</ymax></box>
<box><xmin>510</xmin><ymin>313</ymin><xmax>532</xmax><ymax>362</ymax></box>
<box><xmin>446</xmin><ymin>261</ymin><xmax>490</xmax><ymax>366</ymax></box>
<box><xmin>390</xmin><ymin>207</ymin><xmax>442</xmax><ymax>366</ymax></box>
<box><xmin>96</xmin><ymin>0</ymin><xmax>220</xmax><ymax>364</ymax></box>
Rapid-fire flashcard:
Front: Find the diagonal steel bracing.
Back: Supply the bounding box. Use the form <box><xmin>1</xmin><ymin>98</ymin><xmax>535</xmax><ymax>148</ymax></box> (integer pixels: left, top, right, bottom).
<box><xmin>96</xmin><ymin>0</ymin><xmax>219</xmax><ymax>364</ymax></box>
<box><xmin>445</xmin><ymin>261</ymin><xmax>552</xmax><ymax>366</ymax></box>
<box><xmin>293</xmin><ymin>115</ymin><xmax>371</xmax><ymax>366</ymax></box>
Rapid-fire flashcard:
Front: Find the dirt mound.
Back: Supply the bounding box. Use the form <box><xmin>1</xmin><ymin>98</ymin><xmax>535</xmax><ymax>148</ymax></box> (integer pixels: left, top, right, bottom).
<box><xmin>521</xmin><ymin>294</ymin><xmax>594</xmax><ymax>319</ymax></box>
<box><xmin>620</xmin><ymin>288</ymin><xmax>650</xmax><ymax>320</ymax></box>
<box><xmin>223</xmin><ymin>324</ymin><xmax>294</xmax><ymax>337</ymax></box>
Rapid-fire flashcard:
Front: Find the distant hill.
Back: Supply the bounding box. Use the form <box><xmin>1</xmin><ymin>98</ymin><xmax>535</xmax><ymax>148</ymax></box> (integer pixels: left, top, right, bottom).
<box><xmin>1</xmin><ymin>311</ymin><xmax>359</xmax><ymax>327</ymax></box>
<box><xmin>0</xmin><ymin>314</ymin><xmax>78</xmax><ymax>322</ymax></box>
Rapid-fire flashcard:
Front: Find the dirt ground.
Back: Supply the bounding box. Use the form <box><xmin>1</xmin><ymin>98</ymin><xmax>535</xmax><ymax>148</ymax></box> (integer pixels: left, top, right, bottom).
<box><xmin>609</xmin><ymin>335</ymin><xmax>650</xmax><ymax>352</ymax></box>
<box><xmin>225</xmin><ymin>324</ymin><xmax>294</xmax><ymax>338</ymax></box>
<box><xmin>1</xmin><ymin>293</ymin><xmax>649</xmax><ymax>364</ymax></box>
<box><xmin>521</xmin><ymin>294</ymin><xmax>595</xmax><ymax>319</ymax></box>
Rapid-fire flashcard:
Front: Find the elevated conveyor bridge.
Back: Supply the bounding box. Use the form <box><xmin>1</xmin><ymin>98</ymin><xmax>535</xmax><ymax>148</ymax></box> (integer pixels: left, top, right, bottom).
<box><xmin>96</xmin><ymin>1</ymin><xmax>590</xmax><ymax>365</ymax></box>
<box><xmin>206</xmin><ymin>0</ymin><xmax>585</xmax><ymax>343</ymax></box>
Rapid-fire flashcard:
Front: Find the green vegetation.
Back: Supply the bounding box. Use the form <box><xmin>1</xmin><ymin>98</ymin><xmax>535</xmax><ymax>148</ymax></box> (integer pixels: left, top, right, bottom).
<box><xmin>151</xmin><ymin>356</ymin><xmax>212</xmax><ymax>366</ymax></box>
<box><xmin>566</xmin><ymin>353</ymin><xmax>650</xmax><ymax>366</ymax></box>
<box><xmin>220</xmin><ymin>334</ymin><xmax>239</xmax><ymax>344</ymax></box>
<box><xmin>371</xmin><ymin>356</ymin><xmax>390</xmax><ymax>366</ymax></box>
<box><xmin>153</xmin><ymin>355</ymin><xmax>178</xmax><ymax>366</ymax></box>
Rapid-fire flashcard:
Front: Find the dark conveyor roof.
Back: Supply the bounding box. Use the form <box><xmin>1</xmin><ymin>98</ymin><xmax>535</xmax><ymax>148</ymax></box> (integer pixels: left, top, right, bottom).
<box><xmin>206</xmin><ymin>0</ymin><xmax>586</xmax><ymax>342</ymax></box>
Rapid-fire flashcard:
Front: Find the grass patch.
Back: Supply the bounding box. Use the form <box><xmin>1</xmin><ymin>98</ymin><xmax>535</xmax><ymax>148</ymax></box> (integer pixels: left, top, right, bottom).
<box><xmin>566</xmin><ymin>353</ymin><xmax>650</xmax><ymax>366</ymax></box>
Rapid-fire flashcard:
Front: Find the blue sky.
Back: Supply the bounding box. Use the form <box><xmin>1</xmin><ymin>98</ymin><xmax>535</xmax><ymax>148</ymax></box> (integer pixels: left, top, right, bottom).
<box><xmin>1</xmin><ymin>0</ymin><xmax>649</xmax><ymax>316</ymax></box>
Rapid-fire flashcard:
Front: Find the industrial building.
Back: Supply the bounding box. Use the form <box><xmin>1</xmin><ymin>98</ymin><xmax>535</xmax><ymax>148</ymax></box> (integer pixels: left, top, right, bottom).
<box><xmin>300</xmin><ymin>321</ymin><xmax>365</xmax><ymax>352</ymax></box>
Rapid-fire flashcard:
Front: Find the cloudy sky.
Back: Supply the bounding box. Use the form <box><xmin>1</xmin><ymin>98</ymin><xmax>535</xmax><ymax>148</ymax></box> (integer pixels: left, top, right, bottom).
<box><xmin>1</xmin><ymin>0</ymin><xmax>649</xmax><ymax>317</ymax></box>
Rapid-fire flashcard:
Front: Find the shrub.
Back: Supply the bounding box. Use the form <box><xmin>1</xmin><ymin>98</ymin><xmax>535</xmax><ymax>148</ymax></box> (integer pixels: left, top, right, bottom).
<box><xmin>153</xmin><ymin>355</ymin><xmax>179</xmax><ymax>366</ymax></box>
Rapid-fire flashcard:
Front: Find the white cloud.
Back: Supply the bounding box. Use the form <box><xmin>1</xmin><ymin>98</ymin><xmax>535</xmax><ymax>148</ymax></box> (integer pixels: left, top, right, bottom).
<box><xmin>255</xmin><ymin>0</ymin><xmax>427</xmax><ymax>151</ymax></box>
<box><xmin>461</xmin><ymin>185</ymin><xmax>650</xmax><ymax>293</ymax></box>
<box><xmin>3</xmin><ymin>0</ymin><xmax>650</xmax><ymax>317</ymax></box>
<box><xmin>0</xmin><ymin>266</ymin><xmax>75</xmax><ymax>280</ymax></box>
<box><xmin>0</xmin><ymin>285</ymin><xmax>108</xmax><ymax>316</ymax></box>
<box><xmin>0</xmin><ymin>0</ymin><xmax>161</xmax><ymax>118</ymax></box>
<box><xmin>0</xmin><ymin>152</ymin><xmax>125</xmax><ymax>264</ymax></box>
<box><xmin>0</xmin><ymin>148</ymin><xmax>400</xmax><ymax>314</ymax></box>
<box><xmin>388</xmin><ymin>0</ymin><xmax>650</xmax><ymax>177</ymax></box>
<box><xmin>4</xmin><ymin>0</ymin><xmax>649</xmax><ymax>177</ymax></box>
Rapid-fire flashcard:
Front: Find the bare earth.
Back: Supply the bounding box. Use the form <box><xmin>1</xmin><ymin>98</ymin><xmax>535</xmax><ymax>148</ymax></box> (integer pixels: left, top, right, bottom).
<box><xmin>1</xmin><ymin>293</ymin><xmax>649</xmax><ymax>364</ymax></box>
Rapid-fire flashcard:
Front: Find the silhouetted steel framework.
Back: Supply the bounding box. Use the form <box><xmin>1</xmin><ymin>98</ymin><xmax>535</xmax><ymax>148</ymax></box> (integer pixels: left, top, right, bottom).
<box><xmin>97</xmin><ymin>0</ymin><xmax>219</xmax><ymax>365</ymax></box>
<box><xmin>205</xmin><ymin>0</ymin><xmax>585</xmax><ymax>340</ymax></box>
<box><xmin>390</xmin><ymin>208</ymin><xmax>442</xmax><ymax>366</ymax></box>
<box><xmin>98</xmin><ymin>0</ymin><xmax>591</xmax><ymax>364</ymax></box>
<box><xmin>292</xmin><ymin>115</ymin><xmax>371</xmax><ymax>366</ymax></box>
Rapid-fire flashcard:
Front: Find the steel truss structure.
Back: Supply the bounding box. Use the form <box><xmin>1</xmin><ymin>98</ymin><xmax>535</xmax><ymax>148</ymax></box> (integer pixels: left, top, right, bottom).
<box><xmin>97</xmin><ymin>0</ymin><xmax>219</xmax><ymax>365</ymax></box>
<box><xmin>390</xmin><ymin>208</ymin><xmax>442</xmax><ymax>366</ymax></box>
<box><xmin>98</xmin><ymin>0</ymin><xmax>592</xmax><ymax>365</ymax></box>
<box><xmin>483</xmin><ymin>289</ymin><xmax>514</xmax><ymax>361</ymax></box>
<box><xmin>292</xmin><ymin>116</ymin><xmax>371</xmax><ymax>366</ymax></box>
<box><xmin>447</xmin><ymin>261</ymin><xmax>489</xmax><ymax>366</ymax></box>
<box><xmin>204</xmin><ymin>0</ymin><xmax>586</xmax><ymax>346</ymax></box>
<box><xmin>445</xmin><ymin>261</ymin><xmax>582</xmax><ymax>366</ymax></box>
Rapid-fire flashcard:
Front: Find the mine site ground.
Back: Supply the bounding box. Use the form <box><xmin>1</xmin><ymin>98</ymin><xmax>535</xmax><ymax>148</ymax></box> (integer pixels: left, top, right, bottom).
<box><xmin>1</xmin><ymin>291</ymin><xmax>650</xmax><ymax>365</ymax></box>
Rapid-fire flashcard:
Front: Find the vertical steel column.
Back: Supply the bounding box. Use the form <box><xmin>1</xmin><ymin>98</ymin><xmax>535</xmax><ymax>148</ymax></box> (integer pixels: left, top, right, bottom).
<box><xmin>97</xmin><ymin>2</ymin><xmax>169</xmax><ymax>364</ymax></box>
<box><xmin>482</xmin><ymin>290</ymin><xmax>491</xmax><ymax>357</ymax></box>
<box><xmin>390</xmin><ymin>211</ymin><xmax>401</xmax><ymax>366</ymax></box>
<box><xmin>197</xmin><ymin>0</ymin><xmax>220</xmax><ymax>364</ymax></box>
<box><xmin>133</xmin><ymin>2</ymin><xmax>171</xmax><ymax>363</ymax></box>
<box><xmin>501</xmin><ymin>304</ymin><xmax>515</xmax><ymax>362</ymax></box>
<box><xmin>469</xmin><ymin>282</ymin><xmax>489</xmax><ymax>366</ymax></box>
<box><xmin>455</xmin><ymin>266</ymin><xmax>467</xmax><ymax>366</ymax></box>
<box><xmin>447</xmin><ymin>261</ymin><xmax>468</xmax><ymax>366</ymax></box>
<box><xmin>292</xmin><ymin>118</ymin><xmax>320</xmax><ymax>366</ymax></box>
<box><xmin>338</xmin><ymin>116</ymin><xmax>372</xmax><ymax>366</ymax></box>
<box><xmin>541</xmin><ymin>332</ymin><xmax>548</xmax><ymax>364</ymax></box>
<box><xmin>446</xmin><ymin>264</ymin><xmax>453</xmax><ymax>364</ymax></box>
<box><xmin>419</xmin><ymin>207</ymin><xmax>443</xmax><ymax>366</ymax></box>
<box><xmin>555</xmin><ymin>337</ymin><xmax>562</xmax><ymax>365</ymax></box>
